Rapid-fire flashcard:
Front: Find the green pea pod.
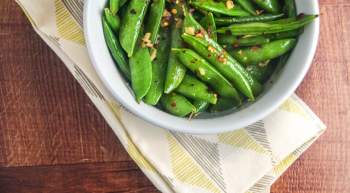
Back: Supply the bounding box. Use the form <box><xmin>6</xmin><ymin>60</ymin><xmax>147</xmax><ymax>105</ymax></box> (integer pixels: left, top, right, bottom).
<box><xmin>161</xmin><ymin>93</ymin><xmax>196</xmax><ymax>117</ymax></box>
<box><xmin>102</xmin><ymin>17</ymin><xmax>130</xmax><ymax>80</ymax></box>
<box><xmin>173</xmin><ymin>48</ymin><xmax>241</xmax><ymax>103</ymax></box>
<box><xmin>284</xmin><ymin>0</ymin><xmax>297</xmax><ymax>18</ymax></box>
<box><xmin>182</xmin><ymin>34</ymin><xmax>261</xmax><ymax>99</ymax></box>
<box><xmin>110</xmin><ymin>0</ymin><xmax>121</xmax><ymax>15</ymax></box>
<box><xmin>253</xmin><ymin>0</ymin><xmax>280</xmax><ymax>14</ymax></box>
<box><xmin>144</xmin><ymin>28</ymin><xmax>171</xmax><ymax>105</ymax></box>
<box><xmin>182</xmin><ymin>10</ymin><xmax>262</xmax><ymax>97</ymax></box>
<box><xmin>215</xmin><ymin>13</ymin><xmax>284</xmax><ymax>26</ymax></box>
<box><xmin>217</xmin><ymin>14</ymin><xmax>318</xmax><ymax>35</ymax></box>
<box><xmin>129</xmin><ymin>35</ymin><xmax>153</xmax><ymax>102</ymax></box>
<box><xmin>210</xmin><ymin>97</ymin><xmax>239</xmax><ymax>112</ymax></box>
<box><xmin>193</xmin><ymin>100</ymin><xmax>210</xmax><ymax>113</ymax></box>
<box><xmin>246</xmin><ymin>62</ymin><xmax>275</xmax><ymax>83</ymax></box>
<box><xmin>190</xmin><ymin>0</ymin><xmax>250</xmax><ymax>17</ymax></box>
<box><xmin>119</xmin><ymin>0</ymin><xmax>128</xmax><ymax>7</ymax></box>
<box><xmin>176</xmin><ymin>74</ymin><xmax>217</xmax><ymax>104</ymax></box>
<box><xmin>200</xmin><ymin>12</ymin><xmax>217</xmax><ymax>41</ymax></box>
<box><xmin>230</xmin><ymin>39</ymin><xmax>297</xmax><ymax>65</ymax></box>
<box><xmin>119</xmin><ymin>0</ymin><xmax>150</xmax><ymax>57</ymax></box>
<box><xmin>236</xmin><ymin>0</ymin><xmax>257</xmax><ymax>15</ymax></box>
<box><xmin>218</xmin><ymin>35</ymin><xmax>270</xmax><ymax>47</ymax></box>
<box><xmin>104</xmin><ymin>8</ymin><xmax>120</xmax><ymax>32</ymax></box>
<box><xmin>164</xmin><ymin>4</ymin><xmax>187</xmax><ymax>94</ymax></box>
<box><xmin>144</xmin><ymin>0</ymin><xmax>165</xmax><ymax>43</ymax></box>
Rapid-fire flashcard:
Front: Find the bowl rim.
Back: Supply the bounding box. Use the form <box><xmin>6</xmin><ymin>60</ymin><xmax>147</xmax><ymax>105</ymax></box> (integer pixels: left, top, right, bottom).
<box><xmin>84</xmin><ymin>0</ymin><xmax>320</xmax><ymax>134</ymax></box>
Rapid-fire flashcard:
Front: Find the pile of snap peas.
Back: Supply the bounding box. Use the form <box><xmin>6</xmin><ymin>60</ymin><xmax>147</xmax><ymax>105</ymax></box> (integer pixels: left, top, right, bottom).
<box><xmin>102</xmin><ymin>0</ymin><xmax>317</xmax><ymax>117</ymax></box>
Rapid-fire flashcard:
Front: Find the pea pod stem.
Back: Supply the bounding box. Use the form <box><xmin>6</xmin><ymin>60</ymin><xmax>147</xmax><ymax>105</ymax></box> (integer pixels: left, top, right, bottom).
<box><xmin>200</xmin><ymin>12</ymin><xmax>217</xmax><ymax>41</ymax></box>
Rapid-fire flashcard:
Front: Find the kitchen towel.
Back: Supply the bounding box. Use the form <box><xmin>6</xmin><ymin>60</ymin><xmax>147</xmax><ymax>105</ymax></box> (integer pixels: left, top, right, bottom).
<box><xmin>16</xmin><ymin>0</ymin><xmax>326</xmax><ymax>192</ymax></box>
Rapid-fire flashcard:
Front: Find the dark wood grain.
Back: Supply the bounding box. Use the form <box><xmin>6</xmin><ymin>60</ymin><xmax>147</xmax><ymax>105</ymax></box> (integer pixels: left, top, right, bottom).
<box><xmin>0</xmin><ymin>0</ymin><xmax>349</xmax><ymax>192</ymax></box>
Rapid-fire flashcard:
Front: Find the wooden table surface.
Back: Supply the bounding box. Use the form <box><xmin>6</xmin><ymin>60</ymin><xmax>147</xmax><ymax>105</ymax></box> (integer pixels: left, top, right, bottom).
<box><xmin>0</xmin><ymin>0</ymin><xmax>349</xmax><ymax>192</ymax></box>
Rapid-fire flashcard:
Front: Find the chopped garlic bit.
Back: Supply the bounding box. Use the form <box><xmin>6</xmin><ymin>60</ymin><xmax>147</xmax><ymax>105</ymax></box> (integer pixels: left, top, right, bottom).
<box><xmin>226</xmin><ymin>0</ymin><xmax>234</xmax><ymax>10</ymax></box>
<box><xmin>142</xmin><ymin>33</ymin><xmax>154</xmax><ymax>48</ymax></box>
<box><xmin>208</xmin><ymin>45</ymin><xmax>216</xmax><ymax>53</ymax></box>
<box><xmin>198</xmin><ymin>67</ymin><xmax>206</xmax><ymax>76</ymax></box>
<box><xmin>150</xmin><ymin>48</ymin><xmax>158</xmax><ymax>61</ymax></box>
<box><xmin>258</xmin><ymin>60</ymin><xmax>270</xmax><ymax>67</ymax></box>
<box><xmin>185</xmin><ymin>27</ymin><xmax>196</xmax><ymax>35</ymax></box>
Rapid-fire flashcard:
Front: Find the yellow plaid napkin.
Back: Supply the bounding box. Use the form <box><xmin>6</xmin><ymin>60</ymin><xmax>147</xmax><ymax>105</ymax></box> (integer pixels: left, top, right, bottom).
<box><xmin>16</xmin><ymin>0</ymin><xmax>326</xmax><ymax>192</ymax></box>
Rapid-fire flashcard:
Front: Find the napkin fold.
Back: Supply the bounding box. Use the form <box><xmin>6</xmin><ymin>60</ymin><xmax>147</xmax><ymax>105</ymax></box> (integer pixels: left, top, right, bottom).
<box><xmin>16</xmin><ymin>0</ymin><xmax>326</xmax><ymax>192</ymax></box>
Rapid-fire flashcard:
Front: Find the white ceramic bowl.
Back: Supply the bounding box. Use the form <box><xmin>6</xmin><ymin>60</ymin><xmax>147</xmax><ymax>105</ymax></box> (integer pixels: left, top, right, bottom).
<box><xmin>84</xmin><ymin>0</ymin><xmax>320</xmax><ymax>134</ymax></box>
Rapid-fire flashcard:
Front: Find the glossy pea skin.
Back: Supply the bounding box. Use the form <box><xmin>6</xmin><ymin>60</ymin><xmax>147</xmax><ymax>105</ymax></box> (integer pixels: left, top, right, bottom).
<box><xmin>144</xmin><ymin>0</ymin><xmax>165</xmax><ymax>43</ymax></box>
<box><xmin>144</xmin><ymin>28</ymin><xmax>171</xmax><ymax>105</ymax></box>
<box><xmin>284</xmin><ymin>0</ymin><xmax>297</xmax><ymax>18</ymax></box>
<box><xmin>218</xmin><ymin>35</ymin><xmax>271</xmax><ymax>47</ymax></box>
<box><xmin>190</xmin><ymin>0</ymin><xmax>250</xmax><ymax>17</ymax></box>
<box><xmin>182</xmin><ymin>34</ymin><xmax>261</xmax><ymax>99</ymax></box>
<box><xmin>210</xmin><ymin>97</ymin><xmax>239</xmax><ymax>113</ymax></box>
<box><xmin>173</xmin><ymin>48</ymin><xmax>241</xmax><ymax>103</ymax></box>
<box><xmin>176</xmin><ymin>74</ymin><xmax>217</xmax><ymax>104</ymax></box>
<box><xmin>104</xmin><ymin>8</ymin><xmax>120</xmax><ymax>32</ymax></box>
<box><xmin>236</xmin><ymin>0</ymin><xmax>258</xmax><ymax>15</ymax></box>
<box><xmin>253</xmin><ymin>0</ymin><xmax>280</xmax><ymax>14</ymax></box>
<box><xmin>215</xmin><ymin>13</ymin><xmax>284</xmax><ymax>26</ymax></box>
<box><xmin>129</xmin><ymin>36</ymin><xmax>153</xmax><ymax>102</ymax></box>
<box><xmin>110</xmin><ymin>0</ymin><xmax>121</xmax><ymax>15</ymax></box>
<box><xmin>231</xmin><ymin>39</ymin><xmax>297</xmax><ymax>65</ymax></box>
<box><xmin>119</xmin><ymin>0</ymin><xmax>150</xmax><ymax>57</ymax></box>
<box><xmin>193</xmin><ymin>100</ymin><xmax>210</xmax><ymax>113</ymax></box>
<box><xmin>246</xmin><ymin>62</ymin><xmax>275</xmax><ymax>83</ymax></box>
<box><xmin>164</xmin><ymin>4</ymin><xmax>187</xmax><ymax>94</ymax></box>
<box><xmin>217</xmin><ymin>14</ymin><xmax>318</xmax><ymax>35</ymax></box>
<box><xmin>102</xmin><ymin>17</ymin><xmax>130</xmax><ymax>80</ymax></box>
<box><xmin>200</xmin><ymin>12</ymin><xmax>217</xmax><ymax>41</ymax></box>
<box><xmin>161</xmin><ymin>93</ymin><xmax>196</xmax><ymax>117</ymax></box>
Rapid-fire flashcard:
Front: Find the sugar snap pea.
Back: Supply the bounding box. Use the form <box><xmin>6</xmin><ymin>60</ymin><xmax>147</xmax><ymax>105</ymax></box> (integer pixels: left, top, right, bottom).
<box><xmin>144</xmin><ymin>28</ymin><xmax>171</xmax><ymax>105</ymax></box>
<box><xmin>253</xmin><ymin>0</ymin><xmax>280</xmax><ymax>14</ymax></box>
<box><xmin>236</xmin><ymin>0</ymin><xmax>258</xmax><ymax>15</ymax></box>
<box><xmin>102</xmin><ymin>17</ymin><xmax>130</xmax><ymax>80</ymax></box>
<box><xmin>231</xmin><ymin>39</ymin><xmax>297</xmax><ymax>65</ymax></box>
<box><xmin>144</xmin><ymin>0</ymin><xmax>165</xmax><ymax>43</ymax></box>
<box><xmin>129</xmin><ymin>34</ymin><xmax>153</xmax><ymax>102</ymax></box>
<box><xmin>215</xmin><ymin>13</ymin><xmax>284</xmax><ymax>26</ymax></box>
<box><xmin>193</xmin><ymin>100</ymin><xmax>210</xmax><ymax>113</ymax></box>
<box><xmin>200</xmin><ymin>12</ymin><xmax>217</xmax><ymax>41</ymax></box>
<box><xmin>217</xmin><ymin>14</ymin><xmax>318</xmax><ymax>35</ymax></box>
<box><xmin>173</xmin><ymin>48</ymin><xmax>241</xmax><ymax>103</ymax></box>
<box><xmin>182</xmin><ymin>34</ymin><xmax>262</xmax><ymax>99</ymax></box>
<box><xmin>190</xmin><ymin>0</ymin><xmax>250</xmax><ymax>17</ymax></box>
<box><xmin>176</xmin><ymin>74</ymin><xmax>217</xmax><ymax>104</ymax></box>
<box><xmin>161</xmin><ymin>93</ymin><xmax>196</xmax><ymax>117</ymax></box>
<box><xmin>119</xmin><ymin>0</ymin><xmax>150</xmax><ymax>57</ymax></box>
<box><xmin>164</xmin><ymin>4</ymin><xmax>187</xmax><ymax>94</ymax></box>
<box><xmin>104</xmin><ymin>8</ymin><xmax>120</xmax><ymax>32</ymax></box>
<box><xmin>182</xmin><ymin>10</ymin><xmax>262</xmax><ymax>97</ymax></box>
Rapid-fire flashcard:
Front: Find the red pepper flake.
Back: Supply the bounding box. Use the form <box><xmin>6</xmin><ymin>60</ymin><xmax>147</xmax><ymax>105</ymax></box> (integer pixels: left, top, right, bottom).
<box><xmin>171</xmin><ymin>101</ymin><xmax>177</xmax><ymax>107</ymax></box>
<box><xmin>251</xmin><ymin>46</ymin><xmax>260</xmax><ymax>51</ymax></box>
